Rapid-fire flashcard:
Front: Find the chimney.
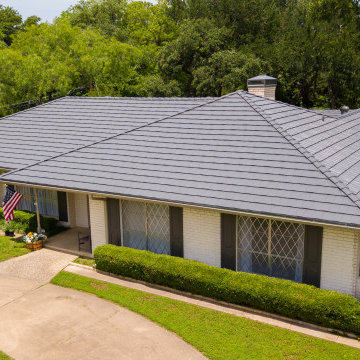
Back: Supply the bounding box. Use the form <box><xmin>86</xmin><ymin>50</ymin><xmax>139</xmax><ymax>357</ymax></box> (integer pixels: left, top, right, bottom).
<box><xmin>247</xmin><ymin>75</ymin><xmax>277</xmax><ymax>100</ymax></box>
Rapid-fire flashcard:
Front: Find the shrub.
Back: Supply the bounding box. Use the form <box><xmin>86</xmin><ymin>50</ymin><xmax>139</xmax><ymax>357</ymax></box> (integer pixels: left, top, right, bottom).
<box><xmin>94</xmin><ymin>245</ymin><xmax>360</xmax><ymax>335</ymax></box>
<box><xmin>0</xmin><ymin>209</ymin><xmax>65</xmax><ymax>236</ymax></box>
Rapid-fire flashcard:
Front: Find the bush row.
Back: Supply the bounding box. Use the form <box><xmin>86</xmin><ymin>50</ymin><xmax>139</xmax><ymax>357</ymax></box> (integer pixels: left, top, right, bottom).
<box><xmin>94</xmin><ymin>245</ymin><xmax>360</xmax><ymax>335</ymax></box>
<box><xmin>0</xmin><ymin>208</ymin><xmax>65</xmax><ymax>236</ymax></box>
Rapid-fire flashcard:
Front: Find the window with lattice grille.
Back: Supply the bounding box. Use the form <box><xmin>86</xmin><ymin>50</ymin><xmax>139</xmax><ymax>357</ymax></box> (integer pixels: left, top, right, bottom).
<box><xmin>15</xmin><ymin>186</ymin><xmax>59</xmax><ymax>218</ymax></box>
<box><xmin>237</xmin><ymin>215</ymin><xmax>304</xmax><ymax>282</ymax></box>
<box><xmin>121</xmin><ymin>200</ymin><xmax>170</xmax><ymax>255</ymax></box>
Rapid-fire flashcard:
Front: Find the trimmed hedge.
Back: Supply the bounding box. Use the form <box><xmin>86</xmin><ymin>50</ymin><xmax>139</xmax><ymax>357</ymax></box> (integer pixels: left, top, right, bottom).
<box><xmin>94</xmin><ymin>245</ymin><xmax>360</xmax><ymax>335</ymax></box>
<box><xmin>0</xmin><ymin>209</ymin><xmax>65</xmax><ymax>236</ymax></box>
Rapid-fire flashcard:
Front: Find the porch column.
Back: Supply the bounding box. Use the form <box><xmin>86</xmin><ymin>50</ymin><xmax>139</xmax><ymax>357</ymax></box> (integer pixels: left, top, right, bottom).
<box><xmin>34</xmin><ymin>188</ymin><xmax>41</xmax><ymax>234</ymax></box>
<box><xmin>89</xmin><ymin>195</ymin><xmax>108</xmax><ymax>254</ymax></box>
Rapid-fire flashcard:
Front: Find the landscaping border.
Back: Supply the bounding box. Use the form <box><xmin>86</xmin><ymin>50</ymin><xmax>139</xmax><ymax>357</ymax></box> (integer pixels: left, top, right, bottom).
<box><xmin>94</xmin><ymin>267</ymin><xmax>357</xmax><ymax>339</ymax></box>
<box><xmin>69</xmin><ymin>262</ymin><xmax>359</xmax><ymax>342</ymax></box>
<box><xmin>94</xmin><ymin>245</ymin><xmax>360</xmax><ymax>335</ymax></box>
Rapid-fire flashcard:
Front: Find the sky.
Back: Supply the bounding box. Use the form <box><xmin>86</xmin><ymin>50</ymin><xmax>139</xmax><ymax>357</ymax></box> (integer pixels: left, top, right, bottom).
<box><xmin>1</xmin><ymin>0</ymin><xmax>81</xmax><ymax>22</ymax></box>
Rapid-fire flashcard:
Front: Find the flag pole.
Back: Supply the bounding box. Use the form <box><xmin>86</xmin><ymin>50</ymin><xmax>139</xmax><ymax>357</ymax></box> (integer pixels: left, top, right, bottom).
<box><xmin>34</xmin><ymin>188</ymin><xmax>41</xmax><ymax>234</ymax></box>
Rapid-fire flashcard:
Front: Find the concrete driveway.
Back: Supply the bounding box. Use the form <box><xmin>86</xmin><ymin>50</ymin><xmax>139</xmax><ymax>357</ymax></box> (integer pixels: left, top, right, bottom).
<box><xmin>0</xmin><ymin>251</ymin><xmax>206</xmax><ymax>360</ymax></box>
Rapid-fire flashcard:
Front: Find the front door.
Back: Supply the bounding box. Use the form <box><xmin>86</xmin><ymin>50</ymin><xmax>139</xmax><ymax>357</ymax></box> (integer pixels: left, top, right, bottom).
<box><xmin>57</xmin><ymin>191</ymin><xmax>68</xmax><ymax>222</ymax></box>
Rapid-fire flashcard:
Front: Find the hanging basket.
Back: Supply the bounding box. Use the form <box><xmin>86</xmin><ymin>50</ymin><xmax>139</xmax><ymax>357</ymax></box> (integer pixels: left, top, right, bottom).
<box><xmin>26</xmin><ymin>240</ymin><xmax>43</xmax><ymax>251</ymax></box>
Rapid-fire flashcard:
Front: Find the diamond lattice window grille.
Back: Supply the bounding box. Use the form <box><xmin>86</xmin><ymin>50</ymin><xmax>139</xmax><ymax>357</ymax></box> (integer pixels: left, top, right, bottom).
<box><xmin>237</xmin><ymin>215</ymin><xmax>304</xmax><ymax>282</ymax></box>
<box><xmin>147</xmin><ymin>203</ymin><xmax>170</xmax><ymax>255</ymax></box>
<box><xmin>121</xmin><ymin>200</ymin><xmax>170</xmax><ymax>255</ymax></box>
<box><xmin>122</xmin><ymin>200</ymin><xmax>146</xmax><ymax>250</ymax></box>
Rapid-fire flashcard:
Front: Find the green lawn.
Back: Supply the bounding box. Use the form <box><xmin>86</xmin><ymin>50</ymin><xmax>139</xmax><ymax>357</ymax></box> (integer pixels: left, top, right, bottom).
<box><xmin>0</xmin><ymin>235</ymin><xmax>29</xmax><ymax>262</ymax></box>
<box><xmin>0</xmin><ymin>350</ymin><xmax>12</xmax><ymax>360</ymax></box>
<box><xmin>52</xmin><ymin>271</ymin><xmax>360</xmax><ymax>360</ymax></box>
<box><xmin>73</xmin><ymin>257</ymin><xmax>95</xmax><ymax>267</ymax></box>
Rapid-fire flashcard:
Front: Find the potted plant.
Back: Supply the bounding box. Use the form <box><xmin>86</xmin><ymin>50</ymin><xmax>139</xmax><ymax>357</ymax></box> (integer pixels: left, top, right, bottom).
<box><xmin>23</xmin><ymin>232</ymin><xmax>47</xmax><ymax>251</ymax></box>
<box><xmin>3</xmin><ymin>222</ymin><xmax>15</xmax><ymax>237</ymax></box>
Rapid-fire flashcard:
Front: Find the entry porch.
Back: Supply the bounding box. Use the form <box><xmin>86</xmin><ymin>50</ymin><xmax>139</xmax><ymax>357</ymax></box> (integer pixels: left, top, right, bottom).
<box><xmin>45</xmin><ymin>227</ymin><xmax>92</xmax><ymax>257</ymax></box>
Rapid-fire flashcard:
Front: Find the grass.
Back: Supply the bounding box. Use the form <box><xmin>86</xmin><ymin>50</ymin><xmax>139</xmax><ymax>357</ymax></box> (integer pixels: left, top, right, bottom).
<box><xmin>0</xmin><ymin>351</ymin><xmax>12</xmax><ymax>360</ymax></box>
<box><xmin>0</xmin><ymin>235</ymin><xmax>29</xmax><ymax>262</ymax></box>
<box><xmin>52</xmin><ymin>271</ymin><xmax>360</xmax><ymax>360</ymax></box>
<box><xmin>73</xmin><ymin>257</ymin><xmax>95</xmax><ymax>267</ymax></box>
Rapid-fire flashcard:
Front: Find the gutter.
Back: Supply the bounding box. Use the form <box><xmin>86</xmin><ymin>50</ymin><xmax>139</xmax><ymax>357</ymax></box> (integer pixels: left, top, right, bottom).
<box><xmin>1</xmin><ymin>178</ymin><xmax>360</xmax><ymax>231</ymax></box>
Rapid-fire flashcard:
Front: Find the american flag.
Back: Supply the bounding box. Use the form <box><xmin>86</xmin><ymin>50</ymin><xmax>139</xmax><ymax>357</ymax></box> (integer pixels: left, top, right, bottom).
<box><xmin>2</xmin><ymin>185</ymin><xmax>23</xmax><ymax>222</ymax></box>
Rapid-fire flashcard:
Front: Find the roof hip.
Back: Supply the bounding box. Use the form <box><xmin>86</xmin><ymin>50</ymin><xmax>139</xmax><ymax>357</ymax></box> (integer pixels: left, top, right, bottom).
<box><xmin>237</xmin><ymin>91</ymin><xmax>360</xmax><ymax>210</ymax></box>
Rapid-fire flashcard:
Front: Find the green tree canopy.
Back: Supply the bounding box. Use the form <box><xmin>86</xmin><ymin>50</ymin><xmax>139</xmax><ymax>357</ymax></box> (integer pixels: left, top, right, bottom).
<box><xmin>0</xmin><ymin>5</ymin><xmax>22</xmax><ymax>46</ymax></box>
<box><xmin>0</xmin><ymin>19</ymin><xmax>143</xmax><ymax>109</ymax></box>
<box><xmin>2</xmin><ymin>0</ymin><xmax>360</xmax><ymax>110</ymax></box>
<box><xmin>271</xmin><ymin>0</ymin><xmax>360</xmax><ymax>107</ymax></box>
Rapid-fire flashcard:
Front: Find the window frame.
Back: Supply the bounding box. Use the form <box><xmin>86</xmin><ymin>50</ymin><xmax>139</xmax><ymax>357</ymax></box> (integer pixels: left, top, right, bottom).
<box><xmin>120</xmin><ymin>199</ymin><xmax>171</xmax><ymax>255</ymax></box>
<box><xmin>236</xmin><ymin>215</ymin><xmax>305</xmax><ymax>282</ymax></box>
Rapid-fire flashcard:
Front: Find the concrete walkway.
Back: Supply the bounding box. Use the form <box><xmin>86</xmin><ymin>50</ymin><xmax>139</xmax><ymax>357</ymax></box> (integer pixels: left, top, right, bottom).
<box><xmin>65</xmin><ymin>263</ymin><xmax>360</xmax><ymax>350</ymax></box>
<box><xmin>0</xmin><ymin>248</ymin><xmax>77</xmax><ymax>282</ymax></box>
<box><xmin>0</xmin><ymin>250</ymin><xmax>206</xmax><ymax>360</ymax></box>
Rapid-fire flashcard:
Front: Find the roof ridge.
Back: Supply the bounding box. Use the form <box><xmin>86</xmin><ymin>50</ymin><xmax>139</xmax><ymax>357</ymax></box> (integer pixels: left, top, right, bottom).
<box><xmin>236</xmin><ymin>90</ymin><xmax>338</xmax><ymax>120</ymax></box>
<box><xmin>0</xmin><ymin>92</ymin><xmax>237</xmax><ymax>180</ymax></box>
<box><xmin>239</xmin><ymin>91</ymin><xmax>360</xmax><ymax>209</ymax></box>
<box><xmin>66</xmin><ymin>96</ymin><xmax>215</xmax><ymax>100</ymax></box>
<box><xmin>0</xmin><ymin>96</ymin><xmax>66</xmax><ymax>122</ymax></box>
<box><xmin>339</xmin><ymin>108</ymin><xmax>360</xmax><ymax>119</ymax></box>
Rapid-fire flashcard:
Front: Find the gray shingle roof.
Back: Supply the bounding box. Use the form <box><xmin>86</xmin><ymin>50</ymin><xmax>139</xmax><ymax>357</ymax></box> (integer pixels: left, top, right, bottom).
<box><xmin>0</xmin><ymin>96</ymin><xmax>212</xmax><ymax>170</ymax></box>
<box><xmin>244</xmin><ymin>93</ymin><xmax>360</xmax><ymax>204</ymax></box>
<box><xmin>312</xmin><ymin>109</ymin><xmax>355</xmax><ymax>117</ymax></box>
<box><xmin>2</xmin><ymin>91</ymin><xmax>360</xmax><ymax>228</ymax></box>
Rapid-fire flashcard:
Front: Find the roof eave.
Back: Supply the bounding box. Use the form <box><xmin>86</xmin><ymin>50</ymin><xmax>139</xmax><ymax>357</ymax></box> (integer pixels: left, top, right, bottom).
<box><xmin>1</xmin><ymin>178</ymin><xmax>360</xmax><ymax>231</ymax></box>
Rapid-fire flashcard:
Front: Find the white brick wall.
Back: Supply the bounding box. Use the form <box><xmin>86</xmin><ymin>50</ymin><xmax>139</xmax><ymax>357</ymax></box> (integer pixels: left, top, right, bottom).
<box><xmin>85</xmin><ymin>195</ymin><xmax>360</xmax><ymax>298</ymax></box>
<box><xmin>248</xmin><ymin>86</ymin><xmax>276</xmax><ymax>100</ymax></box>
<box><xmin>355</xmin><ymin>232</ymin><xmax>360</xmax><ymax>300</ymax></box>
<box><xmin>89</xmin><ymin>197</ymin><xmax>108</xmax><ymax>253</ymax></box>
<box><xmin>183</xmin><ymin>206</ymin><xmax>221</xmax><ymax>267</ymax></box>
<box><xmin>74</xmin><ymin>193</ymin><xmax>89</xmax><ymax>228</ymax></box>
<box><xmin>66</xmin><ymin>192</ymin><xmax>76</xmax><ymax>227</ymax></box>
<box><xmin>321</xmin><ymin>226</ymin><xmax>359</xmax><ymax>296</ymax></box>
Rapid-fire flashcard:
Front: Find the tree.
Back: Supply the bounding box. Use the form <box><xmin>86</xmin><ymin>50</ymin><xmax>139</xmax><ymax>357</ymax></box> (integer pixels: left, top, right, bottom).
<box><xmin>65</xmin><ymin>0</ymin><xmax>177</xmax><ymax>47</ymax></box>
<box><xmin>124</xmin><ymin>1</ymin><xmax>177</xmax><ymax>46</ymax></box>
<box><xmin>271</xmin><ymin>0</ymin><xmax>360</xmax><ymax>108</ymax></box>
<box><xmin>167</xmin><ymin>0</ymin><xmax>284</xmax><ymax>45</ymax></box>
<box><xmin>64</xmin><ymin>0</ymin><xmax>129</xmax><ymax>41</ymax></box>
<box><xmin>192</xmin><ymin>50</ymin><xmax>270</xmax><ymax>96</ymax></box>
<box><xmin>0</xmin><ymin>5</ymin><xmax>22</xmax><ymax>46</ymax></box>
<box><xmin>22</xmin><ymin>16</ymin><xmax>41</xmax><ymax>28</ymax></box>
<box><xmin>159</xmin><ymin>18</ymin><xmax>233</xmax><ymax>95</ymax></box>
<box><xmin>0</xmin><ymin>19</ymin><xmax>143</xmax><ymax>108</ymax></box>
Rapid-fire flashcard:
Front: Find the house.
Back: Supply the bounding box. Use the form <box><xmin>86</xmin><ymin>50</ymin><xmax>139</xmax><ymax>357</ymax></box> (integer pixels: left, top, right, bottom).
<box><xmin>1</xmin><ymin>75</ymin><xmax>360</xmax><ymax>300</ymax></box>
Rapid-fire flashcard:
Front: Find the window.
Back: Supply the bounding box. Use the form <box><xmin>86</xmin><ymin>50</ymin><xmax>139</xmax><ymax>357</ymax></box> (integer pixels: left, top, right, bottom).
<box><xmin>237</xmin><ymin>216</ymin><xmax>304</xmax><ymax>282</ymax></box>
<box><xmin>15</xmin><ymin>186</ymin><xmax>59</xmax><ymax>218</ymax></box>
<box><xmin>121</xmin><ymin>200</ymin><xmax>170</xmax><ymax>255</ymax></box>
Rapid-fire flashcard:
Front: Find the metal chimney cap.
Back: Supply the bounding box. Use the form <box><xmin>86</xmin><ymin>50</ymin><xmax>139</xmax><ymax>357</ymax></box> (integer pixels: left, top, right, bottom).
<box><xmin>247</xmin><ymin>75</ymin><xmax>277</xmax><ymax>88</ymax></box>
<box><xmin>340</xmin><ymin>105</ymin><xmax>350</xmax><ymax>115</ymax></box>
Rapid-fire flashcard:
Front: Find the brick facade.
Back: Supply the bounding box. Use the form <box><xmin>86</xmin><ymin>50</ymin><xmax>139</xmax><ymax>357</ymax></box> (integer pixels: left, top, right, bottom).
<box><xmin>183</xmin><ymin>206</ymin><xmax>221</xmax><ymax>267</ymax></box>
<box><xmin>89</xmin><ymin>196</ymin><xmax>108</xmax><ymax>253</ymax></box>
<box><xmin>248</xmin><ymin>86</ymin><xmax>276</xmax><ymax>100</ymax></box>
<box><xmin>321</xmin><ymin>226</ymin><xmax>360</xmax><ymax>297</ymax></box>
<box><xmin>74</xmin><ymin>193</ymin><xmax>89</xmax><ymax>228</ymax></box>
<box><xmin>87</xmin><ymin>196</ymin><xmax>360</xmax><ymax>298</ymax></box>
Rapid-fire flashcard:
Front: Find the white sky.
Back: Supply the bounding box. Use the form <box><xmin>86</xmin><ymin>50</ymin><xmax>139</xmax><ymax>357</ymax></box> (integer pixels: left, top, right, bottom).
<box><xmin>1</xmin><ymin>0</ymin><xmax>81</xmax><ymax>22</ymax></box>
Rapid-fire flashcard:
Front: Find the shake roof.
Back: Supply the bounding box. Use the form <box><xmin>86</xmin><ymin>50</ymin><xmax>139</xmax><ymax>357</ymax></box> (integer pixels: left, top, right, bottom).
<box><xmin>1</xmin><ymin>91</ymin><xmax>360</xmax><ymax>228</ymax></box>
